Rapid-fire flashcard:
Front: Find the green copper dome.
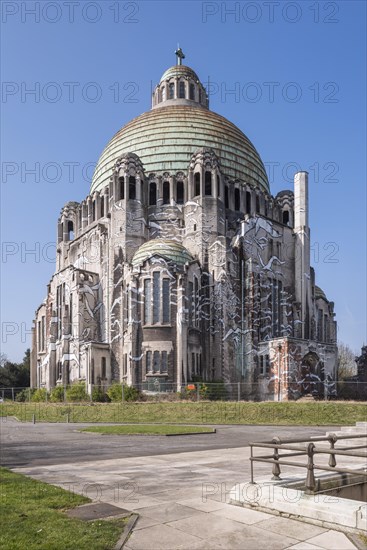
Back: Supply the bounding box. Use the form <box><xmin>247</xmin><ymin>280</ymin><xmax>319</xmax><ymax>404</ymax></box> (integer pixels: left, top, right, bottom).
<box><xmin>132</xmin><ymin>239</ymin><xmax>194</xmax><ymax>268</ymax></box>
<box><xmin>315</xmin><ymin>286</ymin><xmax>328</xmax><ymax>302</ymax></box>
<box><xmin>91</xmin><ymin>105</ymin><xmax>269</xmax><ymax>194</ymax></box>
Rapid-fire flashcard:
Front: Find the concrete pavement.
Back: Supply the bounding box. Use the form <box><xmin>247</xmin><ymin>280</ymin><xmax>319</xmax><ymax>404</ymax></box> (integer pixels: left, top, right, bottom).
<box><xmin>1</xmin><ymin>419</ymin><xmax>362</xmax><ymax>549</ymax></box>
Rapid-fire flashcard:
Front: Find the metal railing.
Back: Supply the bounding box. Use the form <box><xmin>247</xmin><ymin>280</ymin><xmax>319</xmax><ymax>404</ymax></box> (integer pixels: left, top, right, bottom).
<box><xmin>249</xmin><ymin>433</ymin><xmax>367</xmax><ymax>493</ymax></box>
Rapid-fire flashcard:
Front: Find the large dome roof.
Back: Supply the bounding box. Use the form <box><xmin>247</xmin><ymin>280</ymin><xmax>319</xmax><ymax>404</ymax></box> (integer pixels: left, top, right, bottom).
<box><xmin>91</xmin><ymin>62</ymin><xmax>270</xmax><ymax>194</ymax></box>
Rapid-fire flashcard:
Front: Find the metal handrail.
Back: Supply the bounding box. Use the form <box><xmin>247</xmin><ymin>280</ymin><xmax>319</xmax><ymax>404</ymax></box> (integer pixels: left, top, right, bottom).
<box><xmin>249</xmin><ymin>433</ymin><xmax>367</xmax><ymax>492</ymax></box>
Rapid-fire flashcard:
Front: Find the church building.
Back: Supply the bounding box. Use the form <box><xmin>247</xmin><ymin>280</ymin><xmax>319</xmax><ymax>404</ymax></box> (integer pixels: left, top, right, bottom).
<box><xmin>31</xmin><ymin>52</ymin><xmax>337</xmax><ymax>400</ymax></box>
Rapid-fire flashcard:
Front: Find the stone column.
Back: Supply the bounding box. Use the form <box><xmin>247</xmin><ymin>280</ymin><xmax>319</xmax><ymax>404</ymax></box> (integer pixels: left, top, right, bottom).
<box><xmin>294</xmin><ymin>171</ymin><xmax>310</xmax><ymax>339</ymax></box>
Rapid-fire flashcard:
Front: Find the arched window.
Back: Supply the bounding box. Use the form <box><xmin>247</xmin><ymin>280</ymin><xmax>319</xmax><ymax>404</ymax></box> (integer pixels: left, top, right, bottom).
<box><xmin>256</xmin><ymin>195</ymin><xmax>260</xmax><ymax>213</ymax></box>
<box><xmin>162</xmin><ymin>86</ymin><xmax>166</xmax><ymax>101</ymax></box>
<box><xmin>168</xmin><ymin>83</ymin><xmax>174</xmax><ymax>99</ymax></box>
<box><xmin>246</xmin><ymin>191</ymin><xmax>251</xmax><ymax>214</ymax></box>
<box><xmin>118</xmin><ymin>176</ymin><xmax>125</xmax><ymax>200</ymax></box>
<box><xmin>225</xmin><ymin>185</ymin><xmax>229</xmax><ymax>208</ymax></box>
<box><xmin>149</xmin><ymin>182</ymin><xmax>157</xmax><ymax>206</ymax></box>
<box><xmin>205</xmin><ymin>171</ymin><xmax>212</xmax><ymax>196</ymax></box>
<box><xmin>67</xmin><ymin>221</ymin><xmax>74</xmax><ymax>241</ymax></box>
<box><xmin>194</xmin><ymin>173</ymin><xmax>201</xmax><ymax>196</ymax></box>
<box><xmin>189</xmin><ymin>83</ymin><xmax>195</xmax><ymax>100</ymax></box>
<box><xmin>179</xmin><ymin>81</ymin><xmax>185</xmax><ymax>98</ymax></box>
<box><xmin>129</xmin><ymin>176</ymin><xmax>136</xmax><ymax>200</ymax></box>
<box><xmin>282</xmin><ymin>210</ymin><xmax>290</xmax><ymax>225</ymax></box>
<box><xmin>163</xmin><ymin>181</ymin><xmax>170</xmax><ymax>205</ymax></box>
<box><xmin>100</xmin><ymin>196</ymin><xmax>104</xmax><ymax>217</ymax></box>
<box><xmin>199</xmin><ymin>88</ymin><xmax>202</xmax><ymax>103</ymax></box>
<box><xmin>216</xmin><ymin>175</ymin><xmax>220</xmax><ymax>197</ymax></box>
<box><xmin>234</xmin><ymin>188</ymin><xmax>240</xmax><ymax>211</ymax></box>
<box><xmin>176</xmin><ymin>181</ymin><xmax>184</xmax><ymax>204</ymax></box>
<box><xmin>92</xmin><ymin>201</ymin><xmax>96</xmax><ymax>221</ymax></box>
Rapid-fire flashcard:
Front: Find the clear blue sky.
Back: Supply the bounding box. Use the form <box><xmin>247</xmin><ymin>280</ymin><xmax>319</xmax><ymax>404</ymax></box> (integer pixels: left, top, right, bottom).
<box><xmin>1</xmin><ymin>0</ymin><xmax>366</xmax><ymax>361</ymax></box>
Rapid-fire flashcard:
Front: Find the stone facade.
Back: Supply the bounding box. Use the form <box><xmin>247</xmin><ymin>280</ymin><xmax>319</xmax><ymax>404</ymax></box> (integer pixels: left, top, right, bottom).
<box><xmin>31</xmin><ymin>61</ymin><xmax>337</xmax><ymax>400</ymax></box>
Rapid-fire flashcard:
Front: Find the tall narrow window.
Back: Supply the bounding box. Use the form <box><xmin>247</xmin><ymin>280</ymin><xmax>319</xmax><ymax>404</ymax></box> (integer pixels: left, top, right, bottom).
<box><xmin>189</xmin><ymin>83</ymin><xmax>195</xmax><ymax>100</ymax></box>
<box><xmin>162</xmin><ymin>86</ymin><xmax>166</xmax><ymax>101</ymax></box>
<box><xmin>176</xmin><ymin>181</ymin><xmax>184</xmax><ymax>204</ymax></box>
<box><xmin>101</xmin><ymin>357</ymin><xmax>106</xmax><ymax>379</ymax></box>
<box><xmin>149</xmin><ymin>182</ymin><xmax>157</xmax><ymax>205</ymax></box>
<box><xmin>246</xmin><ymin>191</ymin><xmax>251</xmax><ymax>213</ymax></box>
<box><xmin>199</xmin><ymin>88</ymin><xmax>202</xmax><ymax>103</ymax></box>
<box><xmin>216</xmin><ymin>175</ymin><xmax>220</xmax><ymax>197</ymax></box>
<box><xmin>161</xmin><ymin>351</ymin><xmax>168</xmax><ymax>372</ymax></box>
<box><xmin>100</xmin><ymin>196</ymin><xmax>104</xmax><ymax>217</ymax></box>
<box><xmin>188</xmin><ymin>281</ymin><xmax>194</xmax><ymax>325</ymax></box>
<box><xmin>234</xmin><ymin>188</ymin><xmax>240</xmax><ymax>211</ymax></box>
<box><xmin>168</xmin><ymin>83</ymin><xmax>174</xmax><ymax>99</ymax></box>
<box><xmin>153</xmin><ymin>351</ymin><xmax>160</xmax><ymax>373</ymax></box>
<box><xmin>179</xmin><ymin>81</ymin><xmax>185</xmax><ymax>98</ymax></box>
<box><xmin>162</xmin><ymin>278</ymin><xmax>170</xmax><ymax>323</ymax></box>
<box><xmin>92</xmin><ymin>201</ymin><xmax>96</xmax><ymax>221</ymax></box>
<box><xmin>205</xmin><ymin>171</ymin><xmax>212</xmax><ymax>196</ymax></box>
<box><xmin>144</xmin><ymin>279</ymin><xmax>151</xmax><ymax>324</ymax></box>
<box><xmin>194</xmin><ymin>276</ymin><xmax>199</xmax><ymax>326</ymax></box>
<box><xmin>282</xmin><ymin>210</ymin><xmax>290</xmax><ymax>225</ymax></box>
<box><xmin>163</xmin><ymin>181</ymin><xmax>170</xmax><ymax>204</ymax></box>
<box><xmin>194</xmin><ymin>173</ymin><xmax>200</xmax><ymax>196</ymax></box>
<box><xmin>256</xmin><ymin>195</ymin><xmax>260</xmax><ymax>213</ymax></box>
<box><xmin>119</xmin><ymin>176</ymin><xmax>125</xmax><ymax>200</ymax></box>
<box><xmin>129</xmin><ymin>176</ymin><xmax>136</xmax><ymax>199</ymax></box>
<box><xmin>225</xmin><ymin>185</ymin><xmax>229</xmax><ymax>208</ymax></box>
<box><xmin>146</xmin><ymin>351</ymin><xmax>152</xmax><ymax>372</ymax></box>
<box><xmin>153</xmin><ymin>272</ymin><xmax>160</xmax><ymax>323</ymax></box>
<box><xmin>38</xmin><ymin>321</ymin><xmax>41</xmax><ymax>351</ymax></box>
<box><xmin>67</xmin><ymin>221</ymin><xmax>74</xmax><ymax>240</ymax></box>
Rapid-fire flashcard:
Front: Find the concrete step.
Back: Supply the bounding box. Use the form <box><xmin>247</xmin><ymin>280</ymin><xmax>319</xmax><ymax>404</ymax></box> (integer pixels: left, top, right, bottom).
<box><xmin>340</xmin><ymin>426</ymin><xmax>367</xmax><ymax>433</ymax></box>
<box><xmin>356</xmin><ymin>422</ymin><xmax>367</xmax><ymax>427</ymax></box>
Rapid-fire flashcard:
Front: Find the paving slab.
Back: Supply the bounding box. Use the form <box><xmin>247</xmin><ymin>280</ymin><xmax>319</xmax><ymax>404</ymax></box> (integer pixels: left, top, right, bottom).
<box><xmin>305</xmin><ymin>531</ymin><xmax>360</xmax><ymax>549</ymax></box>
<box><xmin>127</xmin><ymin>523</ymin><xmax>203</xmax><ymax>549</ymax></box>
<box><xmin>256</xmin><ymin>516</ymin><xmax>327</xmax><ymax>540</ymax></box>
<box><xmin>167</xmin><ymin>512</ymin><xmax>247</xmax><ymax>538</ymax></box>
<box><xmin>190</xmin><ymin>524</ymin><xmax>300</xmax><ymax>549</ymax></box>
<box><xmin>212</xmin><ymin>502</ymin><xmax>271</xmax><ymax>524</ymax></box>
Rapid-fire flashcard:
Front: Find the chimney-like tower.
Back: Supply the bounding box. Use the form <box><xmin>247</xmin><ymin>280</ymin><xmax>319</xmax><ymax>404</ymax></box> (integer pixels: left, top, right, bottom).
<box><xmin>294</xmin><ymin>171</ymin><xmax>311</xmax><ymax>339</ymax></box>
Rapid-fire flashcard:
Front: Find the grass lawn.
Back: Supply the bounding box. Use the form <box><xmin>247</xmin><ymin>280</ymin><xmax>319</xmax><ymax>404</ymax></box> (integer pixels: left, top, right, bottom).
<box><xmin>0</xmin><ymin>467</ymin><xmax>127</xmax><ymax>550</ymax></box>
<box><xmin>0</xmin><ymin>401</ymin><xmax>366</xmax><ymax>426</ymax></box>
<box><xmin>81</xmin><ymin>424</ymin><xmax>215</xmax><ymax>435</ymax></box>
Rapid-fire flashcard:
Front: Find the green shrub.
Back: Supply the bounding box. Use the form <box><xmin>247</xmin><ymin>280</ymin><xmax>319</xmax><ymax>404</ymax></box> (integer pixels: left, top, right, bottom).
<box><xmin>50</xmin><ymin>386</ymin><xmax>65</xmax><ymax>402</ymax></box>
<box><xmin>15</xmin><ymin>388</ymin><xmax>36</xmax><ymax>402</ymax></box>
<box><xmin>107</xmin><ymin>384</ymin><xmax>142</xmax><ymax>402</ymax></box>
<box><xmin>66</xmin><ymin>383</ymin><xmax>88</xmax><ymax>402</ymax></box>
<box><xmin>31</xmin><ymin>388</ymin><xmax>49</xmax><ymax>402</ymax></box>
<box><xmin>92</xmin><ymin>386</ymin><xmax>110</xmax><ymax>402</ymax></box>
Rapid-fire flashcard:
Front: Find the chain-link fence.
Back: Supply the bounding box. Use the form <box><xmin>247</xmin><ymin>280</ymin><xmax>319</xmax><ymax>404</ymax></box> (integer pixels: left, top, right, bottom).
<box><xmin>0</xmin><ymin>380</ymin><xmax>366</xmax><ymax>403</ymax></box>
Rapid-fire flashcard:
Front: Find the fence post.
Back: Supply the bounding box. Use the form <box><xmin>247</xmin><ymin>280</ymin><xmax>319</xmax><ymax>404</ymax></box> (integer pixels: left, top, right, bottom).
<box><xmin>271</xmin><ymin>437</ymin><xmax>281</xmax><ymax>480</ymax></box>
<box><xmin>28</xmin><ymin>388</ymin><xmax>31</xmax><ymax>403</ymax></box>
<box><xmin>328</xmin><ymin>433</ymin><xmax>337</xmax><ymax>467</ymax></box>
<box><xmin>11</xmin><ymin>387</ymin><xmax>14</xmax><ymax>401</ymax></box>
<box><xmin>32</xmin><ymin>414</ymin><xmax>36</xmax><ymax>424</ymax></box>
<box><xmin>237</xmin><ymin>382</ymin><xmax>240</xmax><ymax>402</ymax></box>
<box><xmin>306</xmin><ymin>442</ymin><xmax>316</xmax><ymax>492</ymax></box>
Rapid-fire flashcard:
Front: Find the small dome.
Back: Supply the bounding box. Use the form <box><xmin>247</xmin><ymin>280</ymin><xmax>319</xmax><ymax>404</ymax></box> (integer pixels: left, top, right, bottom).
<box><xmin>315</xmin><ymin>286</ymin><xmax>328</xmax><ymax>302</ymax></box>
<box><xmin>132</xmin><ymin>239</ymin><xmax>194</xmax><ymax>268</ymax></box>
<box><xmin>160</xmin><ymin>65</ymin><xmax>201</xmax><ymax>84</ymax></box>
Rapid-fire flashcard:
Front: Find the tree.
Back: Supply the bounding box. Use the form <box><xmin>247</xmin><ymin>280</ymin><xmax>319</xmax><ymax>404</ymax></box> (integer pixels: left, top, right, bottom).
<box><xmin>0</xmin><ymin>349</ymin><xmax>30</xmax><ymax>388</ymax></box>
<box><xmin>337</xmin><ymin>342</ymin><xmax>357</xmax><ymax>380</ymax></box>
